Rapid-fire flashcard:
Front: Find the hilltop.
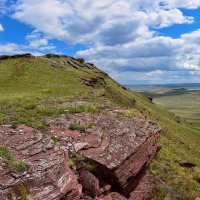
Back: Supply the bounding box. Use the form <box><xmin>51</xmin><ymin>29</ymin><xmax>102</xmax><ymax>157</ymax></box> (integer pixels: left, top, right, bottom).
<box><xmin>0</xmin><ymin>54</ymin><xmax>200</xmax><ymax>200</ymax></box>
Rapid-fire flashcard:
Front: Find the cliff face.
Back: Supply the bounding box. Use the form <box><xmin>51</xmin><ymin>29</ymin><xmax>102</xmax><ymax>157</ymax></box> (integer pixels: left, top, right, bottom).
<box><xmin>0</xmin><ymin>54</ymin><xmax>162</xmax><ymax>199</ymax></box>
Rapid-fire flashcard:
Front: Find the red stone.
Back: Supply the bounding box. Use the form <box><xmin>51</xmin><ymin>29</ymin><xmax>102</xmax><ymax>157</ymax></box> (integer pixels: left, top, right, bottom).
<box><xmin>79</xmin><ymin>169</ymin><xmax>100</xmax><ymax>197</ymax></box>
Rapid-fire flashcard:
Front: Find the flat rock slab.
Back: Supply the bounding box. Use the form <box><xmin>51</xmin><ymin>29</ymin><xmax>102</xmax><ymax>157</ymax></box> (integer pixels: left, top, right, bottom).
<box><xmin>47</xmin><ymin>110</ymin><xmax>161</xmax><ymax>197</ymax></box>
<box><xmin>48</xmin><ymin>111</ymin><xmax>161</xmax><ymax>170</ymax></box>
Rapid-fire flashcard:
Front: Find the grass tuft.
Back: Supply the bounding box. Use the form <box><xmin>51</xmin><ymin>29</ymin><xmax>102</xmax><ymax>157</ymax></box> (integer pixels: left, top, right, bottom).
<box><xmin>69</xmin><ymin>123</ymin><xmax>86</xmax><ymax>132</ymax></box>
<box><xmin>0</xmin><ymin>146</ymin><xmax>28</xmax><ymax>173</ymax></box>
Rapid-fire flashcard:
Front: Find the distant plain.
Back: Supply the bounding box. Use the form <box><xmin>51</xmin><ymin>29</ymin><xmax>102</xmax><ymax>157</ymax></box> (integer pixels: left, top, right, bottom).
<box><xmin>128</xmin><ymin>83</ymin><xmax>200</xmax><ymax>128</ymax></box>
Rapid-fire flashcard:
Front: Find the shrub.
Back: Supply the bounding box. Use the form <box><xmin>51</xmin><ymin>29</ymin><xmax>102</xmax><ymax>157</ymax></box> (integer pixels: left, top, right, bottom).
<box><xmin>69</xmin><ymin>123</ymin><xmax>85</xmax><ymax>132</ymax></box>
<box><xmin>0</xmin><ymin>146</ymin><xmax>28</xmax><ymax>173</ymax></box>
<box><xmin>24</xmin><ymin>103</ymin><xmax>37</xmax><ymax>110</ymax></box>
<box><xmin>12</xmin><ymin>160</ymin><xmax>28</xmax><ymax>173</ymax></box>
<box><xmin>51</xmin><ymin>135</ymin><xmax>60</xmax><ymax>144</ymax></box>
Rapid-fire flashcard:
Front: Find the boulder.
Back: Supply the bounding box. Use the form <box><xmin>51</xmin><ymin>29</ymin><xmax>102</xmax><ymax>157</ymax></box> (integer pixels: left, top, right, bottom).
<box><xmin>45</xmin><ymin>54</ymin><xmax>61</xmax><ymax>58</ymax></box>
<box><xmin>87</xmin><ymin>63</ymin><xmax>95</xmax><ymax>67</ymax></box>
<box><xmin>81</xmin><ymin>116</ymin><xmax>161</xmax><ymax>197</ymax></box>
<box><xmin>81</xmin><ymin>77</ymin><xmax>105</xmax><ymax>87</ymax></box>
<box><xmin>77</xmin><ymin>58</ymin><xmax>85</xmax><ymax>63</ymax></box>
<box><xmin>79</xmin><ymin>169</ymin><xmax>100</xmax><ymax>197</ymax></box>
<box><xmin>177</xmin><ymin>160</ymin><xmax>196</xmax><ymax>168</ymax></box>
<box><xmin>74</xmin><ymin>142</ymin><xmax>88</xmax><ymax>152</ymax></box>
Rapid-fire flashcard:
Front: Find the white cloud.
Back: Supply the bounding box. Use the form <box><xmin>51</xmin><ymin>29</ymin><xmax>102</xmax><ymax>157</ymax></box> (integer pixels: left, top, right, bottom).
<box><xmin>26</xmin><ymin>30</ymin><xmax>55</xmax><ymax>50</ymax></box>
<box><xmin>162</xmin><ymin>0</ymin><xmax>200</xmax><ymax>9</ymax></box>
<box><xmin>0</xmin><ymin>43</ymin><xmax>26</xmax><ymax>55</ymax></box>
<box><xmin>0</xmin><ymin>24</ymin><xmax>4</xmax><ymax>31</ymax></box>
<box><xmin>0</xmin><ymin>42</ymin><xmax>57</xmax><ymax>56</ymax></box>
<box><xmin>2</xmin><ymin>0</ymin><xmax>200</xmax><ymax>83</ymax></box>
<box><xmin>181</xmin><ymin>29</ymin><xmax>200</xmax><ymax>45</ymax></box>
<box><xmin>0</xmin><ymin>0</ymin><xmax>10</xmax><ymax>15</ymax></box>
<box><xmin>146</xmin><ymin>9</ymin><xmax>193</xmax><ymax>28</ymax></box>
<box><xmin>12</xmin><ymin>0</ymin><xmax>195</xmax><ymax>45</ymax></box>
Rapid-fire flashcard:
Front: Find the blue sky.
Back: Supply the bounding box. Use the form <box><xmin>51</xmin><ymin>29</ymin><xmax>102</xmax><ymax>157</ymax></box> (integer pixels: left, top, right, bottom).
<box><xmin>1</xmin><ymin>0</ymin><xmax>200</xmax><ymax>84</ymax></box>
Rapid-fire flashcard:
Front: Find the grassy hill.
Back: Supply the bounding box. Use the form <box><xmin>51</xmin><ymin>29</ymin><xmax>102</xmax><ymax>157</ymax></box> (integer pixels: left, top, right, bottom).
<box><xmin>0</xmin><ymin>55</ymin><xmax>200</xmax><ymax>199</ymax></box>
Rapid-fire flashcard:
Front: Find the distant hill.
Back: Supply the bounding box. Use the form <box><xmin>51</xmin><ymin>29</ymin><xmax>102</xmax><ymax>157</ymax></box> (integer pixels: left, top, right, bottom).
<box><xmin>126</xmin><ymin>83</ymin><xmax>200</xmax><ymax>92</ymax></box>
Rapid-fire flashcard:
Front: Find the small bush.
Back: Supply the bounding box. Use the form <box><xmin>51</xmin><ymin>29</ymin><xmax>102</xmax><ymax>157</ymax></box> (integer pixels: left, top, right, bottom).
<box><xmin>67</xmin><ymin>105</ymin><xmax>98</xmax><ymax>114</ymax></box>
<box><xmin>68</xmin><ymin>106</ymin><xmax>85</xmax><ymax>113</ymax></box>
<box><xmin>11</xmin><ymin>121</ymin><xmax>19</xmax><ymax>129</ymax></box>
<box><xmin>69</xmin><ymin>123</ymin><xmax>85</xmax><ymax>132</ymax></box>
<box><xmin>37</xmin><ymin>108</ymin><xmax>57</xmax><ymax>116</ymax></box>
<box><xmin>51</xmin><ymin>135</ymin><xmax>60</xmax><ymax>144</ymax></box>
<box><xmin>12</xmin><ymin>160</ymin><xmax>28</xmax><ymax>173</ymax></box>
<box><xmin>66</xmin><ymin>158</ymin><xmax>74</xmax><ymax>168</ymax></box>
<box><xmin>24</xmin><ymin>103</ymin><xmax>37</xmax><ymax>110</ymax></box>
<box><xmin>67</xmin><ymin>153</ymin><xmax>85</xmax><ymax>166</ymax></box>
<box><xmin>19</xmin><ymin>188</ymin><xmax>28</xmax><ymax>200</ymax></box>
<box><xmin>0</xmin><ymin>146</ymin><xmax>28</xmax><ymax>173</ymax></box>
<box><xmin>0</xmin><ymin>146</ymin><xmax>13</xmax><ymax>161</ymax></box>
<box><xmin>147</xmin><ymin>187</ymin><xmax>169</xmax><ymax>200</ymax></box>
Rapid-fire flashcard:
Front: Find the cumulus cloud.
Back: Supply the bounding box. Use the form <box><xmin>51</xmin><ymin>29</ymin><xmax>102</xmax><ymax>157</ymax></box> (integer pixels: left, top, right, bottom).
<box><xmin>26</xmin><ymin>30</ymin><xmax>55</xmax><ymax>51</ymax></box>
<box><xmin>162</xmin><ymin>0</ymin><xmax>200</xmax><ymax>9</ymax></box>
<box><xmin>12</xmin><ymin>0</ymin><xmax>194</xmax><ymax>45</ymax></box>
<box><xmin>76</xmin><ymin>34</ymin><xmax>200</xmax><ymax>71</ymax></box>
<box><xmin>0</xmin><ymin>30</ymin><xmax>58</xmax><ymax>55</ymax></box>
<box><xmin>1</xmin><ymin>0</ymin><xmax>200</xmax><ymax>83</ymax></box>
<box><xmin>0</xmin><ymin>43</ymin><xmax>27</xmax><ymax>55</ymax></box>
<box><xmin>0</xmin><ymin>42</ymin><xmax>60</xmax><ymax>56</ymax></box>
<box><xmin>0</xmin><ymin>0</ymin><xmax>12</xmax><ymax>15</ymax></box>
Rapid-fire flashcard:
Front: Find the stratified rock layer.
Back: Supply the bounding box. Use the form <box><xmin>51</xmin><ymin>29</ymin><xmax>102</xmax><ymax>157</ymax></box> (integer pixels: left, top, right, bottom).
<box><xmin>0</xmin><ymin>108</ymin><xmax>161</xmax><ymax>199</ymax></box>
<box><xmin>0</xmin><ymin>124</ymin><xmax>82</xmax><ymax>200</ymax></box>
<box><xmin>47</xmin><ymin>108</ymin><xmax>161</xmax><ymax>198</ymax></box>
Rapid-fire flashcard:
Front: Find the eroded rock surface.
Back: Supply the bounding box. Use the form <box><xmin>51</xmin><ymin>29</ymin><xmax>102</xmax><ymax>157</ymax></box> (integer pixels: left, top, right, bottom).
<box><xmin>0</xmin><ymin>107</ymin><xmax>161</xmax><ymax>199</ymax></box>
<box><xmin>0</xmin><ymin>124</ymin><xmax>82</xmax><ymax>200</ymax></box>
<box><xmin>47</xmin><ymin>108</ymin><xmax>161</xmax><ymax>199</ymax></box>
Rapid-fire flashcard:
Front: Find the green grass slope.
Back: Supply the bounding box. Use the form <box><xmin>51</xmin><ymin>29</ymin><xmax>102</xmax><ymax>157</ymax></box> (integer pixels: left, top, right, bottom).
<box><xmin>0</xmin><ymin>55</ymin><xmax>200</xmax><ymax>199</ymax></box>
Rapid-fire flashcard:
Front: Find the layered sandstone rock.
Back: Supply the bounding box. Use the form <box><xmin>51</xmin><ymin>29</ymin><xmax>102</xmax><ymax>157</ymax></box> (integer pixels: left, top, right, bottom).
<box><xmin>47</xmin><ymin>108</ymin><xmax>161</xmax><ymax>199</ymax></box>
<box><xmin>0</xmin><ymin>107</ymin><xmax>161</xmax><ymax>199</ymax></box>
<box><xmin>0</xmin><ymin>124</ymin><xmax>82</xmax><ymax>200</ymax></box>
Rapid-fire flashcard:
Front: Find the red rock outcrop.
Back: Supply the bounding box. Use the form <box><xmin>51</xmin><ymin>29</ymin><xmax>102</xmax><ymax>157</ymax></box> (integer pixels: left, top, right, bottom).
<box><xmin>47</xmin><ymin>108</ymin><xmax>161</xmax><ymax>199</ymax></box>
<box><xmin>0</xmin><ymin>107</ymin><xmax>161</xmax><ymax>199</ymax></box>
<box><xmin>129</xmin><ymin>174</ymin><xmax>154</xmax><ymax>200</ymax></box>
<box><xmin>0</xmin><ymin>124</ymin><xmax>82</xmax><ymax>200</ymax></box>
<box><xmin>79</xmin><ymin>169</ymin><xmax>100</xmax><ymax>197</ymax></box>
<box><xmin>81</xmin><ymin>76</ymin><xmax>105</xmax><ymax>86</ymax></box>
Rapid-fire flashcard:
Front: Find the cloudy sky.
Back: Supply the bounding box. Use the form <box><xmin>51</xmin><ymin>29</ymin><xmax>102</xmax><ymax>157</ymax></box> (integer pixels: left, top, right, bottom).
<box><xmin>1</xmin><ymin>0</ymin><xmax>200</xmax><ymax>84</ymax></box>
